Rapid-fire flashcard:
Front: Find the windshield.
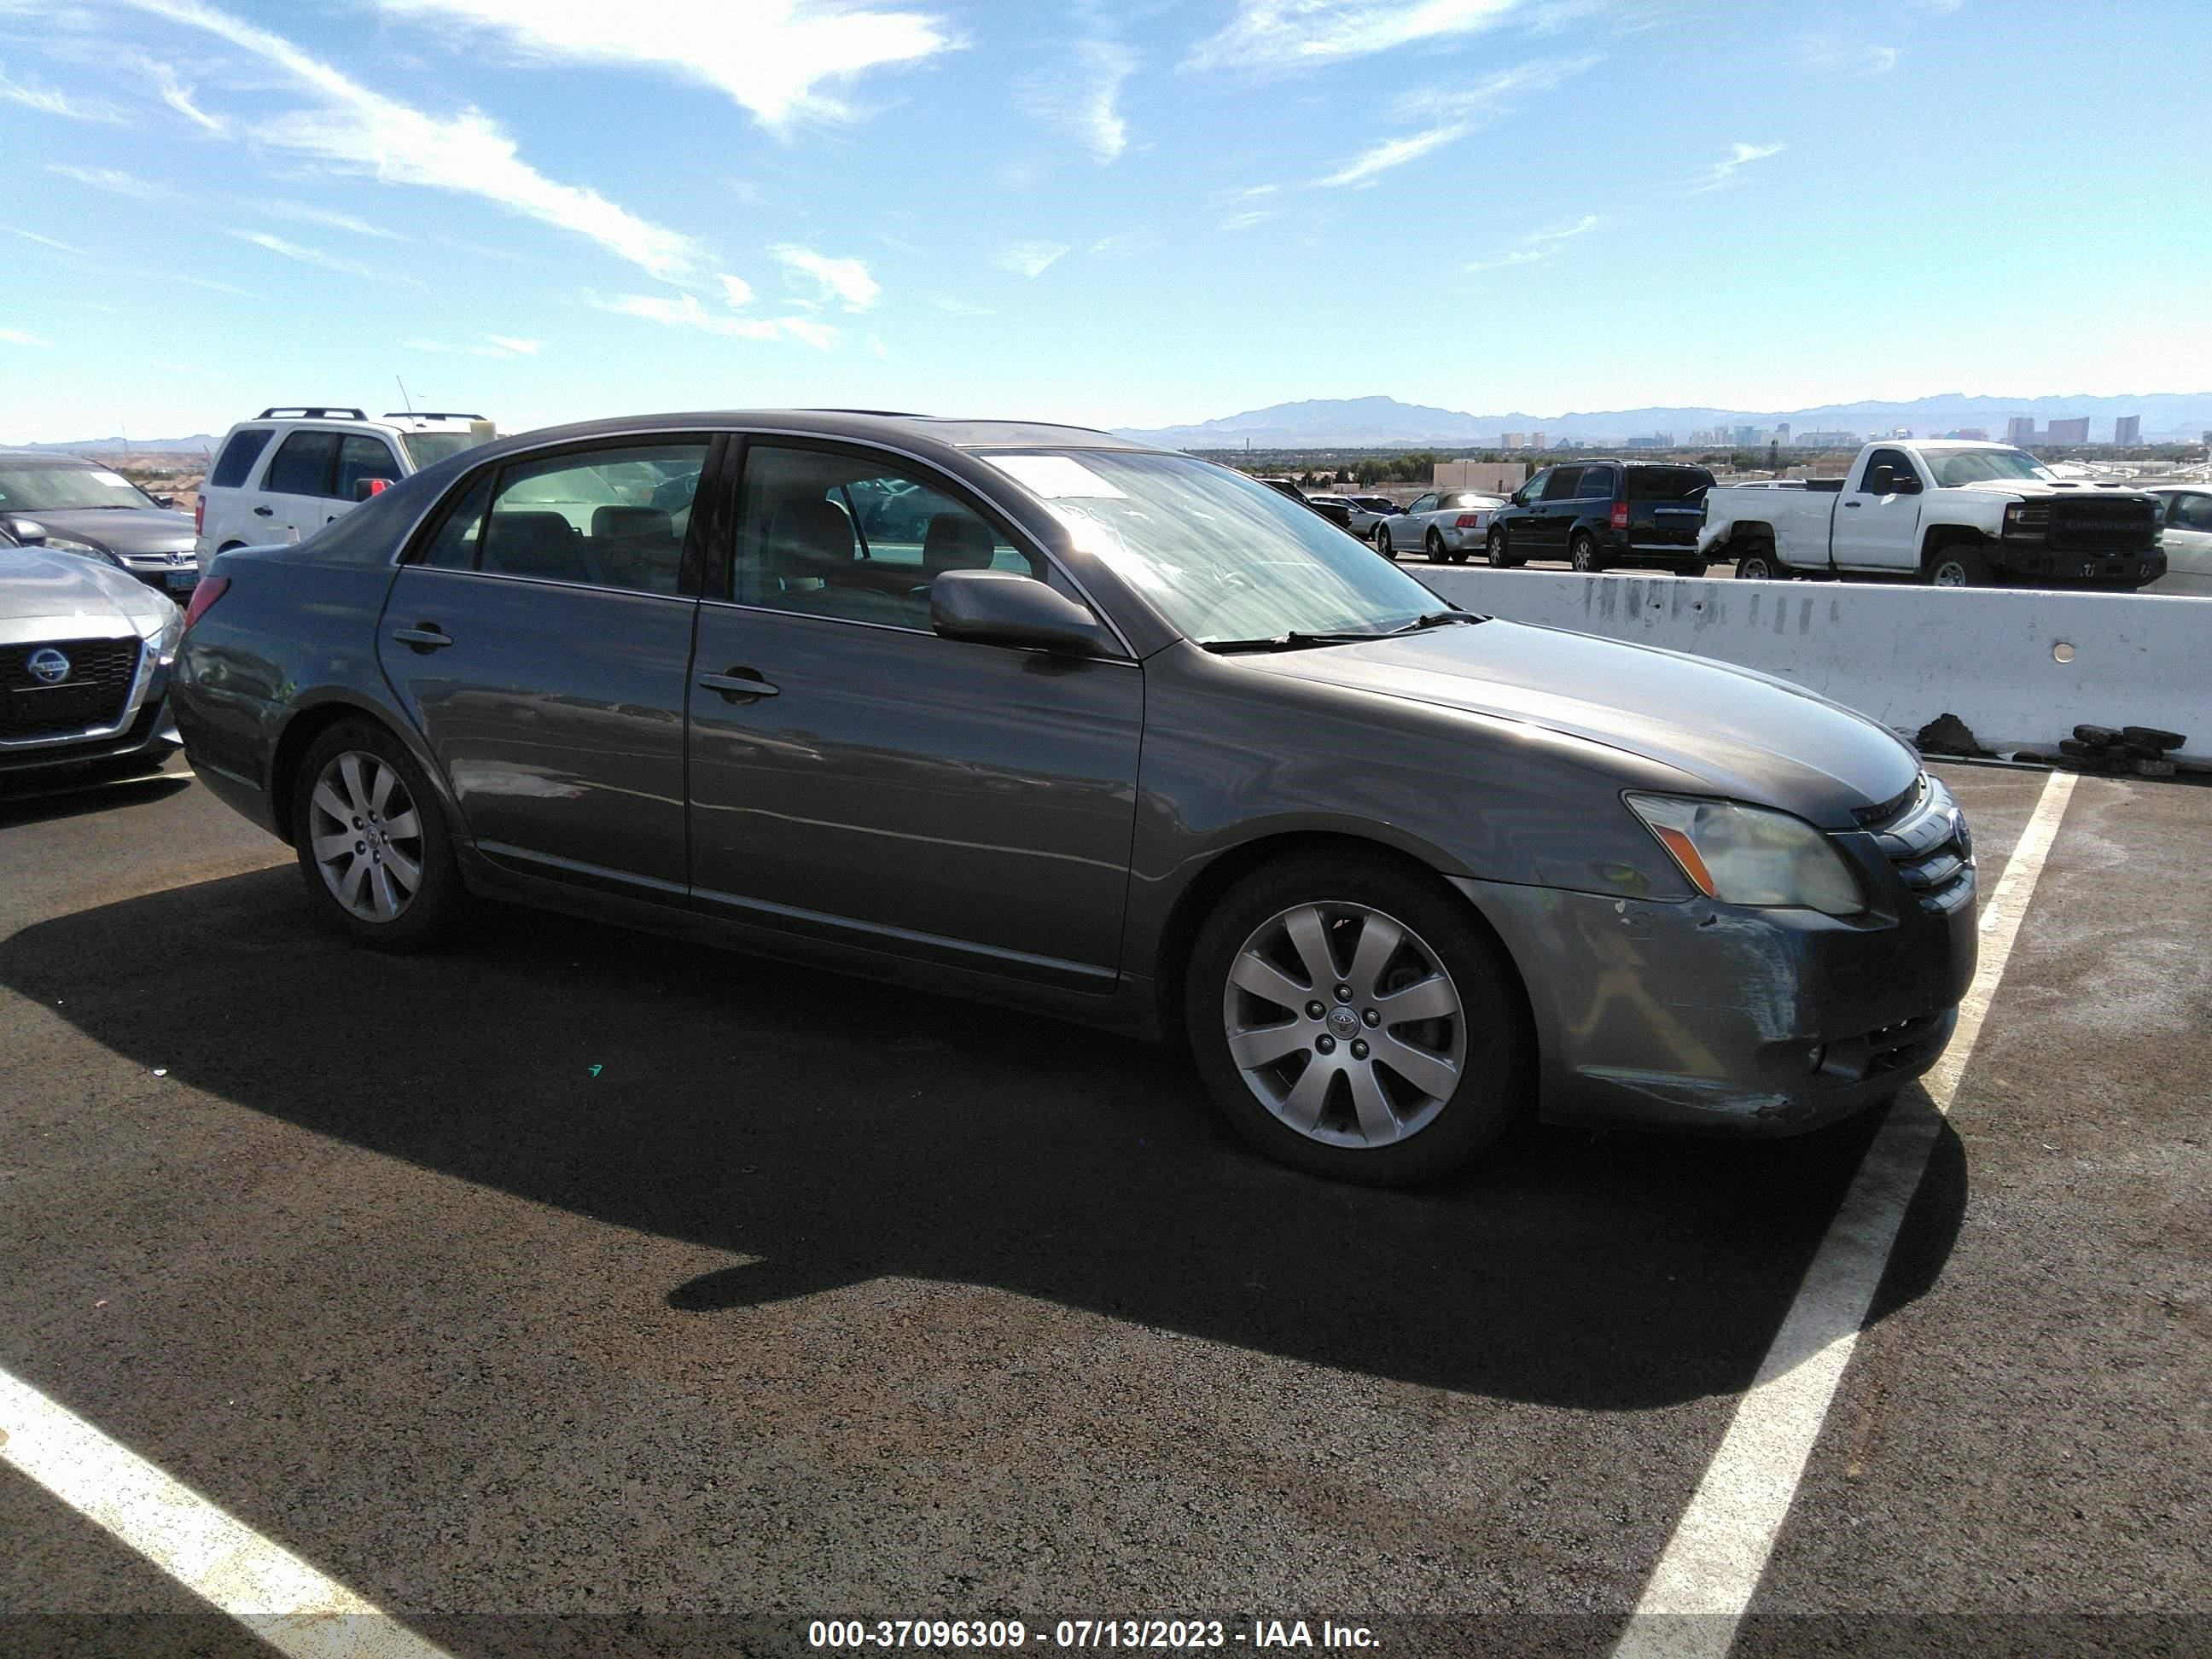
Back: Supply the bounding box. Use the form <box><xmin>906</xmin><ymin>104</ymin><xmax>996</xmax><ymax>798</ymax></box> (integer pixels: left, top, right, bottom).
<box><xmin>401</xmin><ymin>432</ymin><xmax>486</xmax><ymax>470</ymax></box>
<box><xmin>984</xmin><ymin>451</ymin><xmax>1452</xmax><ymax>644</ymax></box>
<box><xmin>0</xmin><ymin>462</ymin><xmax>159</xmax><ymax>512</ymax></box>
<box><xmin>1918</xmin><ymin>446</ymin><xmax>2057</xmax><ymax>486</ymax></box>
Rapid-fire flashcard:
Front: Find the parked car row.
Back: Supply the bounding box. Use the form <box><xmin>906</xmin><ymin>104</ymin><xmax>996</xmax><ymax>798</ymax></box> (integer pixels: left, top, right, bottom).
<box><xmin>0</xmin><ymin>449</ymin><xmax>201</xmax><ymax>595</ymax></box>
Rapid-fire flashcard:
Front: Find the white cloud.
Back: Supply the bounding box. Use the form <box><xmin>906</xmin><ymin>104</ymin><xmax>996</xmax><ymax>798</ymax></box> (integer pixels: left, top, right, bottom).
<box><xmin>364</xmin><ymin>0</ymin><xmax>956</xmax><ymax>128</ymax></box>
<box><xmin>928</xmin><ymin>294</ymin><xmax>996</xmax><ymax>316</ymax></box>
<box><xmin>770</xmin><ymin>245</ymin><xmax>880</xmax><ymax>311</ymax></box>
<box><xmin>1801</xmin><ymin>35</ymin><xmax>1899</xmax><ymax>78</ymax></box>
<box><xmin>718</xmin><ymin>273</ymin><xmax>755</xmax><ymax>307</ymax></box>
<box><xmin>5</xmin><ymin>225</ymin><xmax>92</xmax><ymax>255</ymax></box>
<box><xmin>1</xmin><ymin>326</ymin><xmax>53</xmax><ymax>347</ymax></box>
<box><xmin>1186</xmin><ymin>0</ymin><xmax>1527</xmax><ymax>73</ymax></box>
<box><xmin>46</xmin><ymin>164</ymin><xmax>162</xmax><ymax>199</ymax></box>
<box><xmin>1464</xmin><ymin>212</ymin><xmax>1603</xmax><ymax>271</ymax></box>
<box><xmin>405</xmin><ymin>333</ymin><xmax>541</xmax><ymax>357</ymax></box>
<box><xmin>1691</xmin><ymin>140</ymin><xmax>1784</xmax><ymax>193</ymax></box>
<box><xmin>257</xmin><ymin>201</ymin><xmax>405</xmax><ymax>239</ymax></box>
<box><xmin>1220</xmin><ymin>207</ymin><xmax>1283</xmax><ymax>231</ymax></box>
<box><xmin>993</xmin><ymin>241</ymin><xmax>1070</xmax><ymax>278</ymax></box>
<box><xmin>1316</xmin><ymin>121</ymin><xmax>1466</xmax><ymax>187</ymax></box>
<box><xmin>1315</xmin><ymin>57</ymin><xmax>1596</xmax><ymax>186</ymax></box>
<box><xmin>1018</xmin><ymin>38</ymin><xmax>1134</xmax><ymax>163</ymax></box>
<box><xmin>122</xmin><ymin>0</ymin><xmax>703</xmax><ymax>280</ymax></box>
<box><xmin>227</xmin><ymin>229</ymin><xmax>382</xmax><ymax>277</ymax></box>
<box><xmin>0</xmin><ymin>67</ymin><xmax>124</xmax><ymax>120</ymax></box>
<box><xmin>588</xmin><ymin>290</ymin><xmax>837</xmax><ymax>348</ymax></box>
<box><xmin>146</xmin><ymin>60</ymin><xmax>225</xmax><ymax>131</ymax></box>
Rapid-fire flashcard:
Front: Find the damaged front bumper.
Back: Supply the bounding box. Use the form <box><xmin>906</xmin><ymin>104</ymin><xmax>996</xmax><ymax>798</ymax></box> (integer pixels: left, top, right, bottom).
<box><xmin>1453</xmin><ymin>844</ymin><xmax>1978</xmax><ymax>1135</ymax></box>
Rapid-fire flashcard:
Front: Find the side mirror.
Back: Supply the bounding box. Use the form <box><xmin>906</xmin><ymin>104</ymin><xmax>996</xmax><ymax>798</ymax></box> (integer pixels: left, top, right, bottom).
<box><xmin>930</xmin><ymin>569</ymin><xmax>1109</xmax><ymax>656</ymax></box>
<box><xmin>153</xmin><ymin>493</ymin><xmax>177</xmax><ymax>509</ymax></box>
<box><xmin>7</xmin><ymin>516</ymin><xmax>48</xmax><ymax>544</ymax></box>
<box><xmin>1869</xmin><ymin>467</ymin><xmax>1895</xmax><ymax>493</ymax></box>
<box><xmin>354</xmin><ymin>477</ymin><xmax>396</xmax><ymax>502</ymax></box>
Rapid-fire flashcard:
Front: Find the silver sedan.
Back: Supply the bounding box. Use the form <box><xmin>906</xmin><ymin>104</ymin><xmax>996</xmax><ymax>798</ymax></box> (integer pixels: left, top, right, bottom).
<box><xmin>1373</xmin><ymin>491</ymin><xmax>1507</xmax><ymax>563</ymax></box>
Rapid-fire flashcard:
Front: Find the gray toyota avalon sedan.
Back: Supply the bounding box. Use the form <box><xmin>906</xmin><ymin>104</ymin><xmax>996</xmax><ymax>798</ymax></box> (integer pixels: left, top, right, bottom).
<box><xmin>172</xmin><ymin>412</ymin><xmax>1976</xmax><ymax>1185</ymax></box>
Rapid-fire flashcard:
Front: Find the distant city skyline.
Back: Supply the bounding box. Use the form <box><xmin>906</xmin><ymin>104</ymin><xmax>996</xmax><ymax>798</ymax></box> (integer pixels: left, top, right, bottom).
<box><xmin>3</xmin><ymin>0</ymin><xmax>2208</xmax><ymax>444</ymax></box>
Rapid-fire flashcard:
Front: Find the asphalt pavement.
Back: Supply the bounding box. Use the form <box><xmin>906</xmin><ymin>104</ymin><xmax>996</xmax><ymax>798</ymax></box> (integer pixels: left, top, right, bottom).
<box><xmin>0</xmin><ymin>758</ymin><xmax>2204</xmax><ymax>1657</ymax></box>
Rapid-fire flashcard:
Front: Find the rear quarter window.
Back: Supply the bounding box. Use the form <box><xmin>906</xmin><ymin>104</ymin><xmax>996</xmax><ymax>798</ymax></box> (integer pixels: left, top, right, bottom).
<box><xmin>1627</xmin><ymin>467</ymin><xmax>1714</xmax><ymax>502</ymax></box>
<box><xmin>209</xmin><ymin>428</ymin><xmax>274</xmax><ymax>489</ymax></box>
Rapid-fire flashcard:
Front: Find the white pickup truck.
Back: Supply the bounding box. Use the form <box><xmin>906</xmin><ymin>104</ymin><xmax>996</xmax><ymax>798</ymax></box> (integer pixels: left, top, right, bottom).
<box><xmin>1700</xmin><ymin>439</ymin><xmax>2166</xmax><ymax>589</ymax></box>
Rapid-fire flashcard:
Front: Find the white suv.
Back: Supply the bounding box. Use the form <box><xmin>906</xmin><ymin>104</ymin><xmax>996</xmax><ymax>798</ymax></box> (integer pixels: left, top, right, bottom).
<box><xmin>195</xmin><ymin>408</ymin><xmax>496</xmax><ymax>568</ymax></box>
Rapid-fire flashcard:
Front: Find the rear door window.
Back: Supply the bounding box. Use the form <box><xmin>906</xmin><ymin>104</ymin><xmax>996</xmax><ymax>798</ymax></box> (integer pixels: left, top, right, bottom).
<box><xmin>1627</xmin><ymin>467</ymin><xmax>1714</xmax><ymax>502</ymax></box>
<box><xmin>264</xmin><ymin>431</ymin><xmax>339</xmax><ymax>497</ymax></box>
<box><xmin>209</xmin><ymin>428</ymin><xmax>273</xmax><ymax>489</ymax></box>
<box><xmin>477</xmin><ymin>441</ymin><xmax>710</xmax><ymax>597</ymax></box>
<box><xmin>1540</xmin><ymin>467</ymin><xmax>1586</xmax><ymax>501</ymax></box>
<box><xmin>335</xmin><ymin>436</ymin><xmax>402</xmax><ymax>501</ymax></box>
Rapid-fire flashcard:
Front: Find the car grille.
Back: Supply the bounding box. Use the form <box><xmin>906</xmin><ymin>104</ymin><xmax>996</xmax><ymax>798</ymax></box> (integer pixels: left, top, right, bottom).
<box><xmin>1860</xmin><ymin>772</ymin><xmax>1975</xmax><ymax>915</ymax></box>
<box><xmin>0</xmin><ymin>637</ymin><xmax>141</xmax><ymax>741</ymax></box>
<box><xmin>2048</xmin><ymin>495</ymin><xmax>2157</xmax><ymax>553</ymax></box>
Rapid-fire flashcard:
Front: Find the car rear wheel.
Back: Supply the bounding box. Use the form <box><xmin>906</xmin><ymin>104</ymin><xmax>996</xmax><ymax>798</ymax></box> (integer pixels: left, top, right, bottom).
<box><xmin>1186</xmin><ymin>851</ymin><xmax>1532</xmax><ymax>1186</ymax></box>
<box><xmin>292</xmin><ymin>719</ymin><xmax>463</xmax><ymax>950</ymax></box>
<box><xmin>1570</xmin><ymin>532</ymin><xmax>1604</xmax><ymax>573</ymax></box>
<box><xmin>1426</xmin><ymin>529</ymin><xmax>1447</xmax><ymax>562</ymax></box>
<box><xmin>1733</xmin><ymin>545</ymin><xmax>1783</xmax><ymax>580</ymax></box>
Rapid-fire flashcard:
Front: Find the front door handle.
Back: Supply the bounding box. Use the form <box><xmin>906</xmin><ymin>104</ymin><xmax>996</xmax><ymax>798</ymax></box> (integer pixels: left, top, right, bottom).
<box><xmin>253</xmin><ymin>506</ymin><xmax>274</xmax><ymax>517</ymax></box>
<box><xmin>698</xmin><ymin>668</ymin><xmax>779</xmax><ymax>701</ymax></box>
<box><xmin>1842</xmin><ymin>500</ymin><xmax>1862</xmax><ymax>509</ymax></box>
<box><xmin>392</xmin><ymin>624</ymin><xmax>453</xmax><ymax>651</ymax></box>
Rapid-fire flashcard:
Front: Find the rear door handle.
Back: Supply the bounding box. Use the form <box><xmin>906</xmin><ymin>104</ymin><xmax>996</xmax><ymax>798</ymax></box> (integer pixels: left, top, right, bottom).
<box><xmin>698</xmin><ymin>668</ymin><xmax>779</xmax><ymax>701</ymax></box>
<box><xmin>253</xmin><ymin>506</ymin><xmax>274</xmax><ymax>517</ymax></box>
<box><xmin>392</xmin><ymin>625</ymin><xmax>453</xmax><ymax>651</ymax></box>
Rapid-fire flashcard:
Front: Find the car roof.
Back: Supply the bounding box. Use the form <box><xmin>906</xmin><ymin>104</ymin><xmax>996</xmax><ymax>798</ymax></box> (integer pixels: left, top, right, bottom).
<box><xmin>476</xmin><ymin>410</ymin><xmax>1159</xmax><ymax>458</ymax></box>
<box><xmin>0</xmin><ymin>448</ymin><xmax>102</xmax><ymax>463</ymax></box>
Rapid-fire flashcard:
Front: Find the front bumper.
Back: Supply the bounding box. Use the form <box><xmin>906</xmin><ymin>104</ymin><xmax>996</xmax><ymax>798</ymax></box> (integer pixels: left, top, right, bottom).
<box><xmin>0</xmin><ymin>692</ymin><xmax>180</xmax><ymax>779</ymax></box>
<box><xmin>1995</xmin><ymin>541</ymin><xmax>2163</xmax><ymax>585</ymax></box>
<box><xmin>1454</xmin><ymin>853</ymin><xmax>1978</xmax><ymax>1136</ymax></box>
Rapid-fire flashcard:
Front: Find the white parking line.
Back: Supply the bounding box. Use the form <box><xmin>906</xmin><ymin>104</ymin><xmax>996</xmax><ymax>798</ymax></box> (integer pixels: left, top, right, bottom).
<box><xmin>0</xmin><ymin>1364</ymin><xmax>453</xmax><ymax>1659</ymax></box>
<box><xmin>1612</xmin><ymin>770</ymin><xmax>2077</xmax><ymax>1659</ymax></box>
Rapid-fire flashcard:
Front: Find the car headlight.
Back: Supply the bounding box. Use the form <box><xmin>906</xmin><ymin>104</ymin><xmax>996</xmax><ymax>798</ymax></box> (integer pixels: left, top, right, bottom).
<box><xmin>40</xmin><ymin>533</ymin><xmax>108</xmax><ymax>555</ymax></box>
<box><xmin>139</xmin><ymin>608</ymin><xmax>184</xmax><ymax>666</ymax></box>
<box><xmin>2002</xmin><ymin>502</ymin><xmax>2051</xmax><ymax>538</ymax></box>
<box><xmin>1624</xmin><ymin>793</ymin><xmax>1864</xmax><ymax>916</ymax></box>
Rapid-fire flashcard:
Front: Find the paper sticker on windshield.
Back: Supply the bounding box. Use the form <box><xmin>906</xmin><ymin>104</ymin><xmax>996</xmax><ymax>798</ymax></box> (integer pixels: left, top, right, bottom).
<box><xmin>90</xmin><ymin>469</ymin><xmax>131</xmax><ymax>487</ymax></box>
<box><xmin>984</xmin><ymin>455</ymin><xmax>1127</xmax><ymax>499</ymax></box>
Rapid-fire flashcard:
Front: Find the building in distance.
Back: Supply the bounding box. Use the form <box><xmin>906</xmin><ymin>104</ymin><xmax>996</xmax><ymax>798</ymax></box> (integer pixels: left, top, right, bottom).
<box><xmin>2114</xmin><ymin>415</ymin><xmax>2141</xmax><ymax>445</ymax></box>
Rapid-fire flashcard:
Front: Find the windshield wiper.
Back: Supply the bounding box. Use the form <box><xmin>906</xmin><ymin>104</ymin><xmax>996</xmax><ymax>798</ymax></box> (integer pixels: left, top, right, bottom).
<box><xmin>1202</xmin><ymin>611</ymin><xmax>1484</xmax><ymax>654</ymax></box>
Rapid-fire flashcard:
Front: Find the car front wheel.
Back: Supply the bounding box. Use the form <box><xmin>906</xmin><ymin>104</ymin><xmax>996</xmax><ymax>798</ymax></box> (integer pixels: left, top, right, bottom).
<box><xmin>292</xmin><ymin>719</ymin><xmax>463</xmax><ymax>950</ymax></box>
<box><xmin>1375</xmin><ymin>526</ymin><xmax>1394</xmax><ymax>559</ymax></box>
<box><xmin>1186</xmin><ymin>851</ymin><xmax>1532</xmax><ymax>1186</ymax></box>
<box><xmin>1486</xmin><ymin>527</ymin><xmax>1517</xmax><ymax>568</ymax></box>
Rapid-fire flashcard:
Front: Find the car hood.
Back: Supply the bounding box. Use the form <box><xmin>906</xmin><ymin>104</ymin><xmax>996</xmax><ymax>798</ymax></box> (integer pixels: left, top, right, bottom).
<box><xmin>0</xmin><ymin>506</ymin><xmax>196</xmax><ymax>555</ymax></box>
<box><xmin>1953</xmin><ymin>480</ymin><xmax>2155</xmax><ymax>503</ymax></box>
<box><xmin>1231</xmin><ymin>620</ymin><xmax>1919</xmax><ymax>828</ymax></box>
<box><xmin>0</xmin><ymin>543</ymin><xmax>173</xmax><ymax>645</ymax></box>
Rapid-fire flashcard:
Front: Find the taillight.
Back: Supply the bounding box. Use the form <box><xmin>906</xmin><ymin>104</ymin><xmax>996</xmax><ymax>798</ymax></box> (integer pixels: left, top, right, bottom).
<box><xmin>1610</xmin><ymin>501</ymin><xmax>1629</xmax><ymax>530</ymax></box>
<box><xmin>194</xmin><ymin>494</ymin><xmax>206</xmax><ymax>535</ymax></box>
<box><xmin>1454</xmin><ymin>514</ymin><xmax>1481</xmax><ymax>529</ymax></box>
<box><xmin>183</xmin><ymin>576</ymin><xmax>230</xmax><ymax>631</ymax></box>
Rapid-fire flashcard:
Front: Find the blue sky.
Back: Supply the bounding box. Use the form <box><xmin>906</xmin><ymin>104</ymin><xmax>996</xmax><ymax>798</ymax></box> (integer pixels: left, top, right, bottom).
<box><xmin>3</xmin><ymin>0</ymin><xmax>2208</xmax><ymax>444</ymax></box>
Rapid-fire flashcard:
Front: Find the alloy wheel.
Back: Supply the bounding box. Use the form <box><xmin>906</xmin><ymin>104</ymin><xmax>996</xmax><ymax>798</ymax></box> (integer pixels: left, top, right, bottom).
<box><xmin>1220</xmin><ymin>901</ymin><xmax>1465</xmax><ymax>1149</ymax></box>
<box><xmin>1932</xmin><ymin>557</ymin><xmax>1970</xmax><ymax>588</ymax></box>
<box><xmin>307</xmin><ymin>749</ymin><xmax>425</xmax><ymax>922</ymax></box>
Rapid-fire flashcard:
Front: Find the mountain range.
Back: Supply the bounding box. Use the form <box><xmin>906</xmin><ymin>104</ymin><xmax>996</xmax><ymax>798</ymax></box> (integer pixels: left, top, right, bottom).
<box><xmin>1113</xmin><ymin>393</ymin><xmax>2212</xmax><ymax>450</ymax></box>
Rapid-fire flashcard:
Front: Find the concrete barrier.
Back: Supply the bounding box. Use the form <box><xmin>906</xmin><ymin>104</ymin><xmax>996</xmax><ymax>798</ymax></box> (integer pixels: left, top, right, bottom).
<box><xmin>1419</xmin><ymin>569</ymin><xmax>2208</xmax><ymax>763</ymax></box>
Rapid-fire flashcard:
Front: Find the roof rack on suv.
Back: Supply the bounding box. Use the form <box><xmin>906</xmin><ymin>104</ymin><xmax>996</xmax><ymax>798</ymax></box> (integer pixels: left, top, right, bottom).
<box><xmin>257</xmin><ymin>406</ymin><xmax>366</xmax><ymax>420</ymax></box>
<box><xmin>381</xmin><ymin>411</ymin><xmax>486</xmax><ymax>422</ymax></box>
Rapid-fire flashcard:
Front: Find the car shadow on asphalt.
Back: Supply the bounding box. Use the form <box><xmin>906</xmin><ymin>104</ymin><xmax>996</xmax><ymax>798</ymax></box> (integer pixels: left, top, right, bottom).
<box><xmin>0</xmin><ymin>771</ymin><xmax>191</xmax><ymax>829</ymax></box>
<box><xmin>0</xmin><ymin>865</ymin><xmax>1965</xmax><ymax>1411</ymax></box>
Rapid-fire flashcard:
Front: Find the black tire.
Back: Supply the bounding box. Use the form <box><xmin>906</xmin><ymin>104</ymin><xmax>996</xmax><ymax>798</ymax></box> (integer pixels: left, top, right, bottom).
<box><xmin>1185</xmin><ymin>850</ymin><xmax>1534</xmax><ymax>1187</ymax></box>
<box><xmin>1569</xmin><ymin>532</ymin><xmax>1604</xmax><ymax>573</ymax></box>
<box><xmin>1486</xmin><ymin>527</ymin><xmax>1515</xmax><ymax>568</ymax></box>
<box><xmin>1733</xmin><ymin>544</ymin><xmax>1783</xmax><ymax>581</ymax></box>
<box><xmin>1375</xmin><ymin>526</ymin><xmax>1394</xmax><ymax>560</ymax></box>
<box><xmin>1679</xmin><ymin>561</ymin><xmax>1708</xmax><ymax>578</ymax></box>
<box><xmin>290</xmin><ymin>719</ymin><xmax>465</xmax><ymax>951</ymax></box>
<box><xmin>1426</xmin><ymin>529</ymin><xmax>1447</xmax><ymax>563</ymax></box>
<box><xmin>1922</xmin><ymin>542</ymin><xmax>1989</xmax><ymax>588</ymax></box>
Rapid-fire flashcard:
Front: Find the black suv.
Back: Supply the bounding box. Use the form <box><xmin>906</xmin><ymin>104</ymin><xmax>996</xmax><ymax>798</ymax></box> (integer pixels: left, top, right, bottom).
<box><xmin>1485</xmin><ymin>460</ymin><xmax>1714</xmax><ymax>574</ymax></box>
